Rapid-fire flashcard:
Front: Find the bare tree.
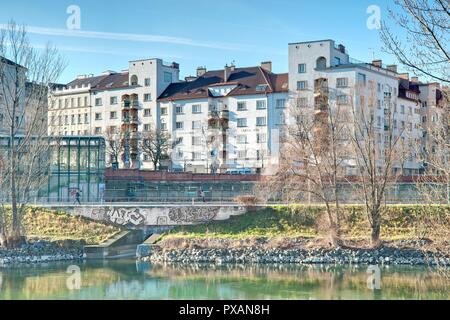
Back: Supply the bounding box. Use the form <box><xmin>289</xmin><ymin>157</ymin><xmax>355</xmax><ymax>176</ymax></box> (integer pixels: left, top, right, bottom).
<box><xmin>380</xmin><ymin>0</ymin><xmax>449</xmax><ymax>83</ymax></box>
<box><xmin>140</xmin><ymin>127</ymin><xmax>171</xmax><ymax>171</ymax></box>
<box><xmin>349</xmin><ymin>82</ymin><xmax>411</xmax><ymax>247</ymax></box>
<box><xmin>104</xmin><ymin>126</ymin><xmax>123</xmax><ymax>168</ymax></box>
<box><xmin>260</xmin><ymin>80</ymin><xmax>353</xmax><ymax>246</ymax></box>
<box><xmin>0</xmin><ymin>21</ymin><xmax>65</xmax><ymax>247</ymax></box>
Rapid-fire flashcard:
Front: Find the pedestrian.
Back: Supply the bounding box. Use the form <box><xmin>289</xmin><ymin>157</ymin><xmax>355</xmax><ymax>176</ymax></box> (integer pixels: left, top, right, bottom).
<box><xmin>74</xmin><ymin>190</ymin><xmax>81</xmax><ymax>205</ymax></box>
<box><xmin>200</xmin><ymin>189</ymin><xmax>206</xmax><ymax>203</ymax></box>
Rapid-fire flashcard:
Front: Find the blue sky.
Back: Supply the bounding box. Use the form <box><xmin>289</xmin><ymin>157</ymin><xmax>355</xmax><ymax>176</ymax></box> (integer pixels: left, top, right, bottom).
<box><xmin>0</xmin><ymin>0</ymin><xmax>401</xmax><ymax>83</ymax></box>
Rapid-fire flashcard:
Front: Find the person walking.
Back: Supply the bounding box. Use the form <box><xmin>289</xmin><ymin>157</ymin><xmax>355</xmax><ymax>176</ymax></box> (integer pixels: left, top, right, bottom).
<box><xmin>74</xmin><ymin>190</ymin><xmax>81</xmax><ymax>205</ymax></box>
<box><xmin>200</xmin><ymin>189</ymin><xmax>206</xmax><ymax>203</ymax></box>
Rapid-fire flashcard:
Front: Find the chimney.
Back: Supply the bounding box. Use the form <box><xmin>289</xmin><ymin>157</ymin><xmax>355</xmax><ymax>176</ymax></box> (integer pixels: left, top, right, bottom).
<box><xmin>196</xmin><ymin>66</ymin><xmax>206</xmax><ymax>77</ymax></box>
<box><xmin>387</xmin><ymin>65</ymin><xmax>397</xmax><ymax>73</ymax></box>
<box><xmin>399</xmin><ymin>73</ymin><xmax>409</xmax><ymax>80</ymax></box>
<box><xmin>411</xmin><ymin>76</ymin><xmax>419</xmax><ymax>83</ymax></box>
<box><xmin>224</xmin><ymin>64</ymin><xmax>233</xmax><ymax>82</ymax></box>
<box><xmin>372</xmin><ymin>60</ymin><xmax>382</xmax><ymax>68</ymax></box>
<box><xmin>171</xmin><ymin>62</ymin><xmax>179</xmax><ymax>70</ymax></box>
<box><xmin>338</xmin><ymin>44</ymin><xmax>346</xmax><ymax>54</ymax></box>
<box><xmin>261</xmin><ymin>61</ymin><xmax>272</xmax><ymax>72</ymax></box>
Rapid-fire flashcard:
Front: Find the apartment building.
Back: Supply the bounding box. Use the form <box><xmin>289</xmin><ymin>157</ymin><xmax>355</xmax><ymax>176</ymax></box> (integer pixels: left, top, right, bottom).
<box><xmin>48</xmin><ymin>39</ymin><xmax>447</xmax><ymax>175</ymax></box>
<box><xmin>0</xmin><ymin>57</ymin><xmax>27</xmax><ymax>135</ymax></box>
<box><xmin>158</xmin><ymin>63</ymin><xmax>288</xmax><ymax>173</ymax></box>
<box><xmin>288</xmin><ymin>39</ymin><xmax>446</xmax><ymax>175</ymax></box>
<box><xmin>49</xmin><ymin>58</ymin><xmax>180</xmax><ymax>169</ymax></box>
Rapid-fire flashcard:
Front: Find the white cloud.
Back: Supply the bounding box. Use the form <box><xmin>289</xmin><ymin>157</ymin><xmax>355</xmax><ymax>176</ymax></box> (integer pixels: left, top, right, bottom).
<box><xmin>0</xmin><ymin>24</ymin><xmax>248</xmax><ymax>51</ymax></box>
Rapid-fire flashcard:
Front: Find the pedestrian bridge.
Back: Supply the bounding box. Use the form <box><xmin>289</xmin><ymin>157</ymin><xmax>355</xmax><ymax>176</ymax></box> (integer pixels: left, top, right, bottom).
<box><xmin>46</xmin><ymin>204</ymin><xmax>250</xmax><ymax>228</ymax></box>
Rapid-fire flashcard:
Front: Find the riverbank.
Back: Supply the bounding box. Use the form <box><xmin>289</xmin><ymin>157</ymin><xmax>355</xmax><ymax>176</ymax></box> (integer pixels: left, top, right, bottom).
<box><xmin>140</xmin><ymin>239</ymin><xmax>449</xmax><ymax>266</ymax></box>
<box><xmin>0</xmin><ymin>207</ymin><xmax>122</xmax><ymax>266</ymax></box>
<box><xmin>140</xmin><ymin>205</ymin><xmax>449</xmax><ymax>266</ymax></box>
<box><xmin>0</xmin><ymin>239</ymin><xmax>83</xmax><ymax>266</ymax></box>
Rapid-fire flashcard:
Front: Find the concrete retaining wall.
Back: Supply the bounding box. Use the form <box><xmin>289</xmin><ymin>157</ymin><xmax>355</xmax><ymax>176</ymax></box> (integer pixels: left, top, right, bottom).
<box><xmin>53</xmin><ymin>205</ymin><xmax>248</xmax><ymax>227</ymax></box>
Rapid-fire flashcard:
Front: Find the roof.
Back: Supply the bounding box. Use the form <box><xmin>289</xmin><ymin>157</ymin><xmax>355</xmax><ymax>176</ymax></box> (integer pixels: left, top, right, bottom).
<box><xmin>158</xmin><ymin>66</ymin><xmax>288</xmax><ymax>102</ymax></box>
<box><xmin>66</xmin><ymin>72</ymin><xmax>129</xmax><ymax>91</ymax></box>
<box><xmin>0</xmin><ymin>56</ymin><xmax>27</xmax><ymax>70</ymax></box>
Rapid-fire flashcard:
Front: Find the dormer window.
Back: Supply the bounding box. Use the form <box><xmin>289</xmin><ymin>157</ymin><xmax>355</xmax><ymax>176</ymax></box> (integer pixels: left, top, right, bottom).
<box><xmin>256</xmin><ymin>84</ymin><xmax>268</xmax><ymax>91</ymax></box>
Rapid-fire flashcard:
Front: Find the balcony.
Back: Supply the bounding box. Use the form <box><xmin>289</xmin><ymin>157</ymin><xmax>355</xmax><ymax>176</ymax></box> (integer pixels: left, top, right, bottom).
<box><xmin>131</xmin><ymin>100</ymin><xmax>139</xmax><ymax>109</ymax></box>
<box><xmin>122</xmin><ymin>100</ymin><xmax>131</xmax><ymax>109</ymax></box>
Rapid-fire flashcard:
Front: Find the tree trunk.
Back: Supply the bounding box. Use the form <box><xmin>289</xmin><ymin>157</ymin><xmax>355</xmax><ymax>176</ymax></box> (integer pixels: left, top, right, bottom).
<box><xmin>371</xmin><ymin>211</ymin><xmax>381</xmax><ymax>248</ymax></box>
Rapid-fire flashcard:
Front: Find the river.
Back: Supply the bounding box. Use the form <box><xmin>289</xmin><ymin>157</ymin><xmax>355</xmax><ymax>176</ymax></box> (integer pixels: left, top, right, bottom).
<box><xmin>0</xmin><ymin>260</ymin><xmax>448</xmax><ymax>300</ymax></box>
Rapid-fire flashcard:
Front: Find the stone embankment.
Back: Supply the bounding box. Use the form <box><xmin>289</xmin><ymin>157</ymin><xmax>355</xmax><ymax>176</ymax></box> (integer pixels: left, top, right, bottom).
<box><xmin>0</xmin><ymin>240</ymin><xmax>83</xmax><ymax>266</ymax></box>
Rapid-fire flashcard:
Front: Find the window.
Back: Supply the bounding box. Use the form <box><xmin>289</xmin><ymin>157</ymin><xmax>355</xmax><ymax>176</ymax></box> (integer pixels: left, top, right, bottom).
<box><xmin>237</xmin><ymin>150</ymin><xmax>247</xmax><ymax>159</ymax></box>
<box><xmin>192</xmin><ymin>120</ymin><xmax>201</xmax><ymax>130</ymax></box>
<box><xmin>377</xmin><ymin>83</ymin><xmax>381</xmax><ymax>92</ymax></box>
<box><xmin>176</xmin><ymin>121</ymin><xmax>184</xmax><ymax>130</ymax></box>
<box><xmin>192</xmin><ymin>136</ymin><xmax>201</xmax><ymax>145</ymax></box>
<box><xmin>408</xmin><ymin>107</ymin><xmax>412</xmax><ymax>115</ymax></box>
<box><xmin>145</xmin><ymin>78</ymin><xmax>151</xmax><ymax>86</ymax></box>
<box><xmin>144</xmin><ymin>93</ymin><xmax>151</xmax><ymax>102</ymax></box>
<box><xmin>276</xmin><ymin>99</ymin><xmax>286</xmax><ymax>109</ymax></box>
<box><xmin>77</xmin><ymin>114</ymin><xmax>82</xmax><ymax>124</ymax></box>
<box><xmin>337</xmin><ymin>95</ymin><xmax>348</xmax><ymax>105</ymax></box>
<box><xmin>109</xmin><ymin>126</ymin><xmax>117</xmax><ymax>133</ymax></box>
<box><xmin>161</xmin><ymin>107</ymin><xmax>168</xmax><ymax>115</ymax></box>
<box><xmin>164</xmin><ymin>72</ymin><xmax>172</xmax><ymax>83</ymax></box>
<box><xmin>71</xmin><ymin>98</ymin><xmax>75</xmax><ymax>108</ymax></box>
<box><xmin>65</xmin><ymin>115</ymin><xmax>69</xmax><ymax>125</ymax></box>
<box><xmin>298</xmin><ymin>63</ymin><xmax>306</xmax><ymax>73</ymax></box>
<box><xmin>131</xmin><ymin>75</ymin><xmax>138</xmax><ymax>86</ymax></box>
<box><xmin>192</xmin><ymin>104</ymin><xmax>202</xmax><ymax>113</ymax></box>
<box><xmin>94</xmin><ymin>127</ymin><xmax>102</xmax><ymax>134</ymax></box>
<box><xmin>58</xmin><ymin>99</ymin><xmax>62</xmax><ymax>108</ymax></box>
<box><xmin>357</xmin><ymin>73</ymin><xmax>366</xmax><ymax>86</ymax></box>
<box><xmin>193</xmin><ymin>152</ymin><xmax>202</xmax><ymax>160</ymax></box>
<box><xmin>160</xmin><ymin>122</ymin><xmax>167</xmax><ymax>131</ymax></box>
<box><xmin>95</xmin><ymin>113</ymin><xmax>102</xmax><ymax>120</ymax></box>
<box><xmin>336</xmin><ymin>78</ymin><xmax>348</xmax><ymax>87</ymax></box>
<box><xmin>297</xmin><ymin>97</ymin><xmax>308</xmax><ymax>107</ymax></box>
<box><xmin>84</xmin><ymin>113</ymin><xmax>89</xmax><ymax>124</ymax></box>
<box><xmin>77</xmin><ymin>97</ymin><xmax>81</xmax><ymax>107</ymax></box>
<box><xmin>334</xmin><ymin>57</ymin><xmax>341</xmax><ymax>66</ymax></box>
<box><xmin>64</xmin><ymin>99</ymin><xmax>69</xmax><ymax>108</ymax></box>
<box><xmin>71</xmin><ymin>115</ymin><xmax>75</xmax><ymax>125</ymax></box>
<box><xmin>110</xmin><ymin>111</ymin><xmax>117</xmax><ymax>119</ymax></box>
<box><xmin>400</xmin><ymin>105</ymin><xmax>405</xmax><ymax>114</ymax></box>
<box><xmin>297</xmin><ymin>81</ymin><xmax>307</xmax><ymax>90</ymax></box>
<box><xmin>377</xmin><ymin>100</ymin><xmax>382</xmax><ymax>109</ymax></box>
<box><xmin>144</xmin><ymin>109</ymin><xmax>151</xmax><ymax>117</ymax></box>
<box><xmin>84</xmin><ymin>97</ymin><xmax>88</xmax><ymax>106</ymax></box>
<box><xmin>237</xmin><ymin>102</ymin><xmax>247</xmax><ymax>111</ymax></box>
<box><xmin>95</xmin><ymin>98</ymin><xmax>102</xmax><ymax>106</ymax></box>
<box><xmin>377</xmin><ymin>116</ymin><xmax>381</xmax><ymax>127</ymax></box>
<box><xmin>175</xmin><ymin>137</ymin><xmax>184</xmax><ymax>145</ymax></box>
<box><xmin>237</xmin><ymin>135</ymin><xmax>247</xmax><ymax>144</ymax></box>
<box><xmin>175</xmin><ymin>106</ymin><xmax>184</xmax><ymax>114</ymax></box>
<box><xmin>237</xmin><ymin>118</ymin><xmax>247</xmax><ymax>127</ymax></box>
<box><xmin>256</xmin><ymin>100</ymin><xmax>267</xmax><ymax>110</ymax></box>
<box><xmin>256</xmin><ymin>117</ymin><xmax>267</xmax><ymax>126</ymax></box>
<box><xmin>257</xmin><ymin>133</ymin><xmax>267</xmax><ymax>143</ymax></box>
<box><xmin>143</xmin><ymin>124</ymin><xmax>151</xmax><ymax>131</ymax></box>
<box><xmin>110</xmin><ymin>96</ymin><xmax>118</xmax><ymax>105</ymax></box>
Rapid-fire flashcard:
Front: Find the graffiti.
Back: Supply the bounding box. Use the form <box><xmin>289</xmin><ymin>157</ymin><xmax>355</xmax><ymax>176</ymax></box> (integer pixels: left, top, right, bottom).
<box><xmin>156</xmin><ymin>216</ymin><xmax>168</xmax><ymax>226</ymax></box>
<box><xmin>106</xmin><ymin>207</ymin><xmax>146</xmax><ymax>226</ymax></box>
<box><xmin>168</xmin><ymin>207</ymin><xmax>218</xmax><ymax>223</ymax></box>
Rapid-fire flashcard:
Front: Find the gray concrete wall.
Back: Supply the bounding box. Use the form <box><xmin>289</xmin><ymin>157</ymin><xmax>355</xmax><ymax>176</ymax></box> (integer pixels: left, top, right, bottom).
<box><xmin>53</xmin><ymin>205</ymin><xmax>248</xmax><ymax>227</ymax></box>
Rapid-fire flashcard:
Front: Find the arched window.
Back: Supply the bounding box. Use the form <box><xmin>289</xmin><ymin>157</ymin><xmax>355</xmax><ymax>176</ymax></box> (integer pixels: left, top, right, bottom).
<box><xmin>130</xmin><ymin>75</ymin><xmax>138</xmax><ymax>86</ymax></box>
<box><xmin>316</xmin><ymin>57</ymin><xmax>327</xmax><ymax>70</ymax></box>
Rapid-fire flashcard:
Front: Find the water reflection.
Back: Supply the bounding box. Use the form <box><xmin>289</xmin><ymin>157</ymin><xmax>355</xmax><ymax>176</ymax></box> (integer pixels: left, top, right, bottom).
<box><xmin>0</xmin><ymin>260</ymin><xmax>448</xmax><ymax>300</ymax></box>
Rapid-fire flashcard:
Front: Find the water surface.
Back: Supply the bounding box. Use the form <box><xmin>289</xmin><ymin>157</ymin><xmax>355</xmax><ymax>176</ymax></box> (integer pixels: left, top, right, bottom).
<box><xmin>0</xmin><ymin>260</ymin><xmax>448</xmax><ymax>300</ymax></box>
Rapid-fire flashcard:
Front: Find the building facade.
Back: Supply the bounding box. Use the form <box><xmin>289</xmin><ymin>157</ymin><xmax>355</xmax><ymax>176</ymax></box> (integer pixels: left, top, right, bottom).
<box><xmin>48</xmin><ymin>40</ymin><xmax>448</xmax><ymax>175</ymax></box>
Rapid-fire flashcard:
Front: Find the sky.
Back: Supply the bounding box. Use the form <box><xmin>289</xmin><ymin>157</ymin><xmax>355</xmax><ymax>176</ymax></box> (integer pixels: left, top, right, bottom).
<box><xmin>0</xmin><ymin>0</ymin><xmax>402</xmax><ymax>83</ymax></box>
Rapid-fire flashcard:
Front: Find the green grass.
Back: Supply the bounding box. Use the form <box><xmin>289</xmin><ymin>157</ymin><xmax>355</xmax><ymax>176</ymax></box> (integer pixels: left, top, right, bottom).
<box><xmin>163</xmin><ymin>204</ymin><xmax>450</xmax><ymax>241</ymax></box>
<box><xmin>19</xmin><ymin>207</ymin><xmax>122</xmax><ymax>245</ymax></box>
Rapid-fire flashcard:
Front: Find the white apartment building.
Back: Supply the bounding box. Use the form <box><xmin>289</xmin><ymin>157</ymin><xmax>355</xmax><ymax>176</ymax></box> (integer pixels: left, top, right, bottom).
<box><xmin>288</xmin><ymin>39</ymin><xmax>446</xmax><ymax>175</ymax></box>
<box><xmin>48</xmin><ymin>40</ymin><xmax>447</xmax><ymax>175</ymax></box>
<box><xmin>49</xmin><ymin>58</ymin><xmax>180</xmax><ymax>169</ymax></box>
<box><xmin>158</xmin><ymin>63</ymin><xmax>288</xmax><ymax>173</ymax></box>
